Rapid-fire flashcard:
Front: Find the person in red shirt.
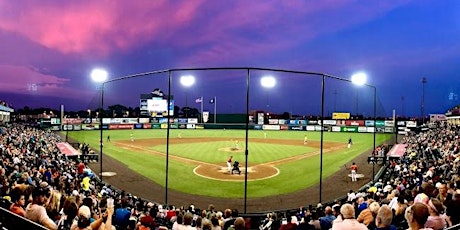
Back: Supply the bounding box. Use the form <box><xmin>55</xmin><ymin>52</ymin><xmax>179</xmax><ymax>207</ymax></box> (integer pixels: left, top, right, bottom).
<box><xmin>10</xmin><ymin>187</ymin><xmax>26</xmax><ymax>217</ymax></box>
<box><xmin>78</xmin><ymin>161</ymin><xmax>85</xmax><ymax>177</ymax></box>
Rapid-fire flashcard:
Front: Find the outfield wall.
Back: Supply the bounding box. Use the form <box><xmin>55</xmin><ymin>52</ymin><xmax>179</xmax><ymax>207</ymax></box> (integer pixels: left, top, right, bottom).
<box><xmin>50</xmin><ymin>117</ymin><xmax>420</xmax><ymax>134</ymax></box>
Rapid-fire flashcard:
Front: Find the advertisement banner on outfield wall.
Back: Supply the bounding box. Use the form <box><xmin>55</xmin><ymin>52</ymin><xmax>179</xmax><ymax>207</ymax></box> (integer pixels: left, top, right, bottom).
<box><xmin>151</xmin><ymin>124</ymin><xmax>161</xmax><ymax>129</ymax></box>
<box><xmin>178</xmin><ymin>118</ymin><xmax>188</xmax><ymax>123</ymax></box>
<box><xmin>263</xmin><ymin>125</ymin><xmax>280</xmax><ymax>130</ymax></box>
<box><xmin>102</xmin><ymin>118</ymin><xmax>111</xmax><ymax>124</ymax></box>
<box><xmin>376</xmin><ymin>127</ymin><xmax>385</xmax><ymax>133</ymax></box>
<box><xmin>170</xmin><ymin>124</ymin><xmax>178</xmax><ymax>129</ymax></box>
<box><xmin>376</xmin><ymin>120</ymin><xmax>385</xmax><ymax>126</ymax></box>
<box><xmin>323</xmin><ymin>120</ymin><xmax>337</xmax><ymax>125</ymax></box>
<box><xmin>341</xmin><ymin>126</ymin><xmax>358</xmax><ymax>132</ymax></box>
<box><xmin>367</xmin><ymin>127</ymin><xmax>375</xmax><ymax>133</ymax></box>
<box><xmin>63</xmin><ymin>118</ymin><xmax>85</xmax><ymax>124</ymax></box>
<box><xmin>159</xmin><ymin>118</ymin><xmax>168</xmax><ymax>123</ymax></box>
<box><xmin>269</xmin><ymin>119</ymin><xmax>279</xmax><ymax>124</ymax></box>
<box><xmin>195</xmin><ymin>124</ymin><xmax>203</xmax><ymax>129</ymax></box>
<box><xmin>289</xmin><ymin>126</ymin><xmax>304</xmax><ymax>131</ymax></box>
<box><xmin>331</xmin><ymin>126</ymin><xmax>341</xmax><ymax>132</ymax></box>
<box><xmin>73</xmin><ymin>125</ymin><xmax>82</xmax><ymax>131</ymax></box>
<box><xmin>160</xmin><ymin>124</ymin><xmax>168</xmax><ymax>129</ymax></box>
<box><xmin>150</xmin><ymin>118</ymin><xmax>159</xmax><ymax>123</ymax></box>
<box><xmin>143</xmin><ymin>124</ymin><xmax>151</xmax><ymax>129</ymax></box>
<box><xmin>385</xmin><ymin>121</ymin><xmax>395</xmax><ymax>127</ymax></box>
<box><xmin>139</xmin><ymin>118</ymin><xmax>150</xmax><ymax>124</ymax></box>
<box><xmin>358</xmin><ymin>126</ymin><xmax>368</xmax><ymax>132</ymax></box>
<box><xmin>385</xmin><ymin>127</ymin><xmax>394</xmax><ymax>133</ymax></box>
<box><xmin>306</xmin><ymin>125</ymin><xmax>315</xmax><ymax>131</ymax></box>
<box><xmin>365</xmin><ymin>120</ymin><xmax>374</xmax><ymax>126</ymax></box>
<box><xmin>397</xmin><ymin>121</ymin><xmax>406</xmax><ymax>126</ymax></box>
<box><xmin>345</xmin><ymin>120</ymin><xmax>364</xmax><ymax>126</ymax></box>
<box><xmin>278</xmin><ymin>119</ymin><xmax>287</xmax><ymax>124</ymax></box>
<box><xmin>406</xmin><ymin>121</ymin><xmax>417</xmax><ymax>127</ymax></box>
<box><xmin>188</xmin><ymin>118</ymin><xmax>198</xmax><ymax>124</ymax></box>
<box><xmin>178</xmin><ymin>124</ymin><xmax>187</xmax><ymax>129</ymax></box>
<box><xmin>134</xmin><ymin>124</ymin><xmax>143</xmax><ymax>129</ymax></box>
<box><xmin>280</xmin><ymin>125</ymin><xmax>289</xmax><ymax>130</ymax></box>
<box><xmin>336</xmin><ymin>120</ymin><xmax>346</xmax><ymax>126</ymax></box>
<box><xmin>308</xmin><ymin>120</ymin><xmax>318</xmax><ymax>125</ymax></box>
<box><xmin>187</xmin><ymin>124</ymin><xmax>196</xmax><ymax>129</ymax></box>
<box><xmin>82</xmin><ymin>124</ymin><xmax>97</xmax><ymax>130</ymax></box>
<box><xmin>332</xmin><ymin>112</ymin><xmax>350</xmax><ymax>119</ymax></box>
<box><xmin>315</xmin><ymin>125</ymin><xmax>324</xmax><ymax>131</ymax></box>
<box><xmin>254</xmin><ymin>125</ymin><xmax>262</xmax><ymax>130</ymax></box>
<box><xmin>109</xmin><ymin>124</ymin><xmax>133</xmax><ymax>129</ymax></box>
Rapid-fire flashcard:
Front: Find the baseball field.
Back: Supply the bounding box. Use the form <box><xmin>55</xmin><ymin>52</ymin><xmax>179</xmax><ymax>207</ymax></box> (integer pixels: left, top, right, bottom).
<box><xmin>68</xmin><ymin>129</ymin><xmax>392</xmax><ymax>200</ymax></box>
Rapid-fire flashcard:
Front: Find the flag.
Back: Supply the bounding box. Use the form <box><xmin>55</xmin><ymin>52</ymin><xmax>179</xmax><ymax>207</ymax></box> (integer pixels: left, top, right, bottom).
<box><xmin>209</xmin><ymin>99</ymin><xmax>215</xmax><ymax>104</ymax></box>
<box><xmin>195</xmin><ymin>97</ymin><xmax>202</xmax><ymax>103</ymax></box>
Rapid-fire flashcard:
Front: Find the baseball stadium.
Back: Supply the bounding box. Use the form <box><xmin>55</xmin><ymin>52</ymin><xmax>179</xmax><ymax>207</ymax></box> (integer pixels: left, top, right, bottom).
<box><xmin>1</xmin><ymin>68</ymin><xmax>460</xmax><ymax>230</ymax></box>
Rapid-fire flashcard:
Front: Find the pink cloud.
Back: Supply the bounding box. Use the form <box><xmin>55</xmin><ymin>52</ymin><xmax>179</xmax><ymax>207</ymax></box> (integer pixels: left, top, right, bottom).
<box><xmin>0</xmin><ymin>65</ymin><xmax>87</xmax><ymax>99</ymax></box>
<box><xmin>0</xmin><ymin>1</ymin><xmax>205</xmax><ymax>56</ymax></box>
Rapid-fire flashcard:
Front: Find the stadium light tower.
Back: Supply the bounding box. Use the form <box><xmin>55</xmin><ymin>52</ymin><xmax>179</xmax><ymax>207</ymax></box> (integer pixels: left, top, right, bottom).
<box><xmin>180</xmin><ymin>75</ymin><xmax>195</xmax><ymax>108</ymax></box>
<box><xmin>261</xmin><ymin>76</ymin><xmax>276</xmax><ymax>109</ymax></box>
<box><xmin>351</xmin><ymin>72</ymin><xmax>377</xmax><ymax>183</ymax></box>
<box><xmin>91</xmin><ymin>68</ymin><xmax>108</xmax><ymax>181</ymax></box>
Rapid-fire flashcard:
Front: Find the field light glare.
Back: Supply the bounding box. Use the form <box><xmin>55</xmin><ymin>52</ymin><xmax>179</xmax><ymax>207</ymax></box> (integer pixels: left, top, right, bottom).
<box><xmin>261</xmin><ymin>76</ymin><xmax>276</xmax><ymax>88</ymax></box>
<box><xmin>351</xmin><ymin>72</ymin><xmax>367</xmax><ymax>86</ymax></box>
<box><xmin>91</xmin><ymin>68</ymin><xmax>108</xmax><ymax>83</ymax></box>
<box><xmin>180</xmin><ymin>75</ymin><xmax>195</xmax><ymax>87</ymax></box>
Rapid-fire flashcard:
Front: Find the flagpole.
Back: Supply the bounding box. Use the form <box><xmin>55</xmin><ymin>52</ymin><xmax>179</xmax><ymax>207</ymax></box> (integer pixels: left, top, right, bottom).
<box><xmin>214</xmin><ymin>96</ymin><xmax>217</xmax><ymax>124</ymax></box>
<box><xmin>200</xmin><ymin>96</ymin><xmax>203</xmax><ymax>123</ymax></box>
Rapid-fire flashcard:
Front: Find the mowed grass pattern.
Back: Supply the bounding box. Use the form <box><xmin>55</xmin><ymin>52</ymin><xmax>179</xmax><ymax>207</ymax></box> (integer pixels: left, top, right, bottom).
<box><xmin>67</xmin><ymin>129</ymin><xmax>392</xmax><ymax>198</ymax></box>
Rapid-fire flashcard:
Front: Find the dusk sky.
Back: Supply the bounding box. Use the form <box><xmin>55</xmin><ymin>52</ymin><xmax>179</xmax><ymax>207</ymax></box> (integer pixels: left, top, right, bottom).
<box><xmin>0</xmin><ymin>1</ymin><xmax>459</xmax><ymax>118</ymax></box>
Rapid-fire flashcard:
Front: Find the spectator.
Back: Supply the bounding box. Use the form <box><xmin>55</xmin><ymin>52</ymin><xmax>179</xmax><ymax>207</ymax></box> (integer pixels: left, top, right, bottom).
<box><xmin>308</xmin><ymin>211</ymin><xmax>320</xmax><ymax>230</ymax></box>
<box><xmin>425</xmin><ymin>198</ymin><xmax>446</xmax><ymax>230</ymax></box>
<box><xmin>444</xmin><ymin>191</ymin><xmax>460</xmax><ymax>227</ymax></box>
<box><xmin>233</xmin><ymin>217</ymin><xmax>245</xmax><ymax>230</ymax></box>
<box><xmin>319</xmin><ymin>206</ymin><xmax>335</xmax><ymax>230</ymax></box>
<box><xmin>404</xmin><ymin>203</ymin><xmax>431</xmax><ymax>230</ymax></box>
<box><xmin>9</xmin><ymin>186</ymin><xmax>26</xmax><ymax>217</ymax></box>
<box><xmin>331</xmin><ymin>203</ymin><xmax>367</xmax><ymax>230</ymax></box>
<box><xmin>45</xmin><ymin>189</ymin><xmax>63</xmax><ymax>222</ymax></box>
<box><xmin>374</xmin><ymin>204</ymin><xmax>396</xmax><ymax>230</ymax></box>
<box><xmin>181</xmin><ymin>212</ymin><xmax>196</xmax><ymax>230</ymax></box>
<box><xmin>210</xmin><ymin>213</ymin><xmax>221</xmax><ymax>230</ymax></box>
<box><xmin>223</xmin><ymin>209</ymin><xmax>238</xmax><ymax>230</ymax></box>
<box><xmin>25</xmin><ymin>185</ymin><xmax>58</xmax><ymax>230</ymax></box>
<box><xmin>114</xmin><ymin>196</ymin><xmax>131</xmax><ymax>229</ymax></box>
<box><xmin>356</xmin><ymin>201</ymin><xmax>379</xmax><ymax>227</ymax></box>
<box><xmin>56</xmin><ymin>196</ymin><xmax>78</xmax><ymax>230</ymax></box>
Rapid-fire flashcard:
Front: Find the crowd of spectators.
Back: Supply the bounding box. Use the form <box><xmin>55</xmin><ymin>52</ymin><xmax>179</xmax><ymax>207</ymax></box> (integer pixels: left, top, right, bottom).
<box><xmin>1</xmin><ymin>121</ymin><xmax>460</xmax><ymax>230</ymax></box>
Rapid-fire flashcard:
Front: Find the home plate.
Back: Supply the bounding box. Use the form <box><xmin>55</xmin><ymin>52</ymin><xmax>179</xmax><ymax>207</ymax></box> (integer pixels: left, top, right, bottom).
<box><xmin>348</xmin><ymin>174</ymin><xmax>364</xmax><ymax>178</ymax></box>
<box><xmin>219</xmin><ymin>167</ymin><xmax>255</xmax><ymax>173</ymax></box>
<box><xmin>100</xmin><ymin>172</ymin><xmax>117</xmax><ymax>177</ymax></box>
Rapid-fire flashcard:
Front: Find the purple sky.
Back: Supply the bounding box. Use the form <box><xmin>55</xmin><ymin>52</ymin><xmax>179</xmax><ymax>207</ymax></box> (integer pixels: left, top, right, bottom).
<box><xmin>0</xmin><ymin>1</ymin><xmax>459</xmax><ymax>117</ymax></box>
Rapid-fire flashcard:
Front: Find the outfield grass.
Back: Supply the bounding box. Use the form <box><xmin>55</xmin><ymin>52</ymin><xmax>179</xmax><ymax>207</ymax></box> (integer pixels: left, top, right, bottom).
<box><xmin>67</xmin><ymin>129</ymin><xmax>392</xmax><ymax>198</ymax></box>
